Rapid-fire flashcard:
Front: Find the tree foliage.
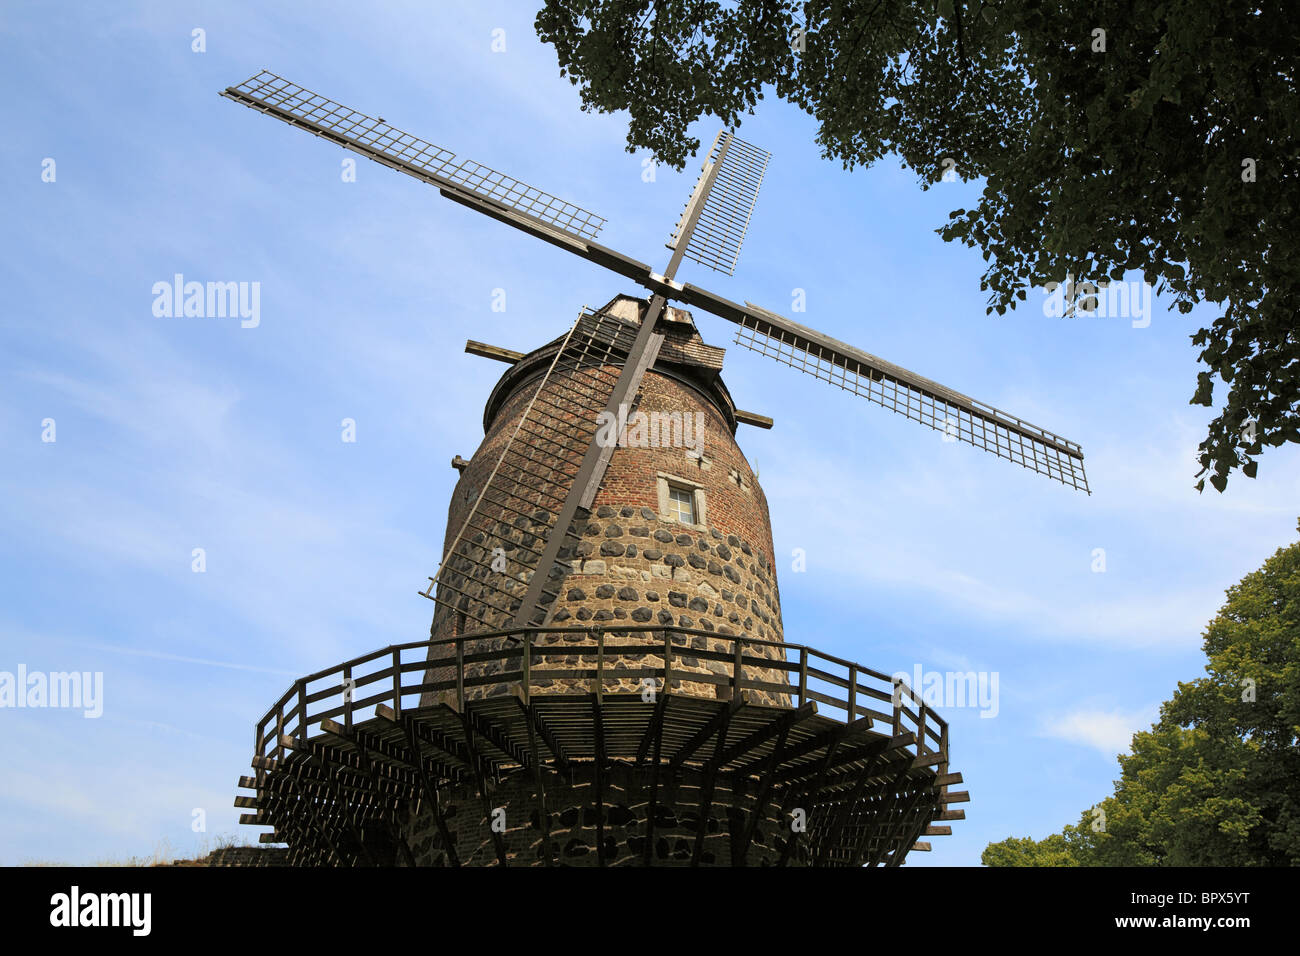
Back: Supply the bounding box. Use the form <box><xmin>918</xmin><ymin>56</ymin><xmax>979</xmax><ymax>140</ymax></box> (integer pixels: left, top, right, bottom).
<box><xmin>534</xmin><ymin>1</ymin><xmax>1300</xmax><ymax>491</ymax></box>
<box><xmin>983</xmin><ymin>523</ymin><xmax>1300</xmax><ymax>866</ymax></box>
<box><xmin>980</xmin><ymin>832</ymin><xmax>1082</xmax><ymax>866</ymax></box>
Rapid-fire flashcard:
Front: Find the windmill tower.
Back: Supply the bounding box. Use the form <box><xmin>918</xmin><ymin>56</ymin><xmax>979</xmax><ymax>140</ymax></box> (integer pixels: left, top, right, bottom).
<box><xmin>225</xmin><ymin>72</ymin><xmax>1085</xmax><ymax>866</ymax></box>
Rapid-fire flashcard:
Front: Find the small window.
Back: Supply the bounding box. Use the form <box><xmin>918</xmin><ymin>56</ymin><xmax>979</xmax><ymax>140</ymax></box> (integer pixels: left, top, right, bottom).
<box><xmin>668</xmin><ymin>486</ymin><xmax>696</xmax><ymax>525</ymax></box>
<box><xmin>656</xmin><ymin>473</ymin><xmax>707</xmax><ymax>527</ymax></box>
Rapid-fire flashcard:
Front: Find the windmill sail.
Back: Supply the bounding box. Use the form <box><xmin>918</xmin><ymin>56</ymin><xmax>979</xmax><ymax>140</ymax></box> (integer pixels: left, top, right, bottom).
<box><xmin>221</xmin><ymin>71</ymin><xmax>606</xmax><ymax>243</ymax></box>
<box><xmin>222</xmin><ymin>73</ymin><xmax>1087</xmax><ymax>493</ymax></box>
<box><xmin>669</xmin><ymin>130</ymin><xmax>770</xmax><ymax>276</ymax></box>
<box><xmin>420</xmin><ymin>305</ymin><xmax>645</xmax><ymax>630</ymax></box>
<box><xmin>729</xmin><ymin>301</ymin><xmax>1090</xmax><ymax>492</ymax></box>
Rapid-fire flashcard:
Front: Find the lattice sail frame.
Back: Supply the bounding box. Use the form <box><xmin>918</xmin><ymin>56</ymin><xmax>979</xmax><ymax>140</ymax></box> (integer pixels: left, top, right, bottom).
<box><xmin>732</xmin><ymin>310</ymin><xmax>1090</xmax><ymax>492</ymax></box>
<box><xmin>221</xmin><ymin>71</ymin><xmax>606</xmax><ymax>242</ymax></box>
<box><xmin>670</xmin><ymin>131</ymin><xmax>770</xmax><ymax>276</ymax></box>
<box><xmin>221</xmin><ymin>72</ymin><xmax>1090</xmax><ymax>493</ymax></box>
<box><xmin>420</xmin><ymin>306</ymin><xmax>644</xmax><ymax>630</ymax></box>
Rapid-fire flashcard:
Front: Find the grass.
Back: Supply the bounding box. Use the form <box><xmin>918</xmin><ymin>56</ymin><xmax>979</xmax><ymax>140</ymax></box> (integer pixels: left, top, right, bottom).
<box><xmin>17</xmin><ymin>832</ymin><xmax>256</xmax><ymax>867</ymax></box>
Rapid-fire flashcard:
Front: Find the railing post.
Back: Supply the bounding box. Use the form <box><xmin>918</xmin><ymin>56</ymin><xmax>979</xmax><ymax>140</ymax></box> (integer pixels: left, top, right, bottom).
<box><xmin>940</xmin><ymin>721</ymin><xmax>949</xmax><ymax>776</ymax></box>
<box><xmin>847</xmin><ymin>664</ymin><xmax>857</xmax><ymax>721</ymax></box>
<box><xmin>297</xmin><ymin>681</ymin><xmax>307</xmax><ymax>741</ymax></box>
<box><xmin>594</xmin><ymin>626</ymin><xmax>605</xmax><ymax>703</ymax></box>
<box><xmin>343</xmin><ymin>664</ymin><xmax>353</xmax><ymax>734</ymax></box>
<box><xmin>798</xmin><ymin>648</ymin><xmax>808</xmax><ymax>706</ymax></box>
<box><xmin>892</xmin><ymin>678</ymin><xmax>903</xmax><ymax>737</ymax></box>
<box><xmin>732</xmin><ymin>637</ymin><xmax>743</xmax><ymax>700</ymax></box>
<box><xmin>393</xmin><ymin>648</ymin><xmax>403</xmax><ymax>718</ymax></box>
<box><xmin>917</xmin><ymin>703</ymin><xmax>927</xmax><ymax>756</ymax></box>
<box><xmin>276</xmin><ymin>702</ymin><xmax>285</xmax><ymax>762</ymax></box>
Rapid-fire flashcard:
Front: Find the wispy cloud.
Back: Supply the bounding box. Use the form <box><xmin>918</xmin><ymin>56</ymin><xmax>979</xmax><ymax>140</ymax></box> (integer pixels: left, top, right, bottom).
<box><xmin>65</xmin><ymin>639</ymin><xmax>301</xmax><ymax>678</ymax></box>
<box><xmin>760</xmin><ymin>404</ymin><xmax>1294</xmax><ymax>650</ymax></box>
<box><xmin>1042</xmin><ymin>707</ymin><xmax>1159</xmax><ymax>756</ymax></box>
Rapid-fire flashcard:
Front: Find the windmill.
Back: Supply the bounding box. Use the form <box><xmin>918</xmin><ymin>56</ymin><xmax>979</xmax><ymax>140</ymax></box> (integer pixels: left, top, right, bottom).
<box><xmin>223</xmin><ymin>70</ymin><xmax>1066</xmax><ymax>866</ymax></box>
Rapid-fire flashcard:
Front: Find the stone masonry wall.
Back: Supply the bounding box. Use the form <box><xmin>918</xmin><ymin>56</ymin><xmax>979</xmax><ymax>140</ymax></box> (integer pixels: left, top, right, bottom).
<box><xmin>425</xmin><ymin>307</ymin><xmax>788</xmax><ymax>707</ymax></box>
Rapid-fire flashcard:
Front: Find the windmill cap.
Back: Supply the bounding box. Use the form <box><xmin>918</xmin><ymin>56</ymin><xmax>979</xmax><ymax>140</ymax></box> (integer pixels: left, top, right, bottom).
<box><xmin>479</xmin><ymin>294</ymin><xmax>739</xmax><ymax>435</ymax></box>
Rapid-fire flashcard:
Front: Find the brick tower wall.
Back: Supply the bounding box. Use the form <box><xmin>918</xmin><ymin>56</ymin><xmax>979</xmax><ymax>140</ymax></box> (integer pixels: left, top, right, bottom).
<box><xmin>426</xmin><ymin>299</ymin><xmax>788</xmax><ymax>706</ymax></box>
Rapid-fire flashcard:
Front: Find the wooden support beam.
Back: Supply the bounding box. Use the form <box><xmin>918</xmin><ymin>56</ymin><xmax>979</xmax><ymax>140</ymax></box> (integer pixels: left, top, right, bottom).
<box><xmin>777</xmin><ymin>735</ymin><xmax>843</xmax><ymax>867</ymax></box>
<box><xmin>763</xmin><ymin>715</ymin><xmax>878</xmax><ymax>782</ymax></box>
<box><xmin>512</xmin><ymin>693</ymin><xmax>570</xmax><ymax>772</ymax></box>
<box><xmin>462</xmin><ymin>707</ymin><xmax>532</xmax><ymax>771</ymax></box>
<box><xmin>635</xmin><ymin>691</ymin><xmax>671</xmax><ymax>766</ymax></box>
<box><xmin>691</xmin><ymin>705</ymin><xmax>733</xmax><ymax>867</ymax></box>
<box><xmin>376</xmin><ymin>703</ymin><xmax>474</xmax><ymax>770</ymax></box>
<box><xmin>253</xmin><ymin>770</ymin><xmax>322</xmax><ymax>864</ymax></box>
<box><xmin>872</xmin><ymin>779</ymin><xmax>929</xmax><ymax>867</ymax></box>
<box><xmin>296</xmin><ymin>788</ymin><xmax>348</xmax><ymax>866</ymax></box>
<box><xmin>719</xmin><ymin>701</ymin><xmax>815</xmax><ymax>772</ymax></box>
<box><xmin>734</xmin><ymin>718</ymin><xmax>792</xmax><ymax>865</ymax></box>
<box><xmin>808</xmin><ymin>768</ymin><xmax>937</xmax><ymax>809</ymax></box>
<box><xmin>815</xmin><ymin>755</ymin><xmax>878</xmax><ymax>866</ymax></box>
<box><xmin>514</xmin><ymin>301</ymin><xmax>666</xmax><ymax>627</ymax></box>
<box><xmin>275</xmin><ymin>731</ymin><xmax>423</xmax><ymax>797</ymax></box>
<box><xmin>890</xmin><ymin>798</ymin><xmax>940</xmax><ymax>867</ymax></box>
<box><xmin>908</xmin><ymin>750</ymin><xmax>948</xmax><ymax>771</ymax></box>
<box><xmin>401</xmin><ymin>717</ymin><xmax>461</xmax><ymax>867</ymax></box>
<box><xmin>457</xmin><ymin>707</ymin><xmax>509</xmax><ymax>867</ymax></box>
<box><xmin>773</xmin><ymin>731</ymin><xmax>911</xmax><ymax>788</ymax></box>
<box><xmin>670</xmin><ymin>702</ymin><xmax>745</xmax><ymax>770</ymax></box>
<box><xmin>640</xmin><ymin>693</ymin><xmax>670</xmax><ymax>866</ymax></box>
<box><xmin>465</xmin><ymin>340</ymin><xmax>524</xmax><ymax>364</ymax></box>
<box><xmin>734</xmin><ymin>409</ymin><xmax>774</xmax><ymax>429</ymax></box>
<box><xmin>320</xmin><ymin>716</ymin><xmax>459</xmax><ymax>785</ymax></box>
<box><xmin>522</xmin><ymin>700</ymin><xmax>554</xmax><ymax>866</ymax></box>
<box><xmin>396</xmin><ymin>830</ymin><xmax>418</xmax><ymax>867</ymax></box>
<box><xmin>311</xmin><ymin>751</ymin><xmax>378</xmax><ymax>866</ymax></box>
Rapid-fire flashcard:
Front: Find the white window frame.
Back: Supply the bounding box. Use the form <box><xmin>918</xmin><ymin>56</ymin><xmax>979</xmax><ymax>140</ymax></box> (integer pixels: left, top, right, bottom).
<box><xmin>656</xmin><ymin>472</ymin><xmax>707</xmax><ymax>529</ymax></box>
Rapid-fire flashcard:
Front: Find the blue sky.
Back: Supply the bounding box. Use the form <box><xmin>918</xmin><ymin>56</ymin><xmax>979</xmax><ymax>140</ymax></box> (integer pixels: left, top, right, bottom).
<box><xmin>2</xmin><ymin>1</ymin><xmax>1296</xmax><ymax>866</ymax></box>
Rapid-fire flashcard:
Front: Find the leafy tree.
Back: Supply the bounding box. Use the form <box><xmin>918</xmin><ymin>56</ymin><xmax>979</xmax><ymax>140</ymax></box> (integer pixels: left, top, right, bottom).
<box><xmin>534</xmin><ymin>1</ymin><xmax>1300</xmax><ymax>491</ymax></box>
<box><xmin>983</xmin><ymin>522</ymin><xmax>1300</xmax><ymax>866</ymax></box>
<box><xmin>980</xmin><ymin>832</ymin><xmax>1081</xmax><ymax>866</ymax></box>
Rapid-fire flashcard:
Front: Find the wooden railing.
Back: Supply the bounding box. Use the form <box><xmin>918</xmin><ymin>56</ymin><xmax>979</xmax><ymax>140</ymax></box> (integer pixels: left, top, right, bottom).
<box><xmin>254</xmin><ymin>626</ymin><xmax>948</xmax><ymax>771</ymax></box>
